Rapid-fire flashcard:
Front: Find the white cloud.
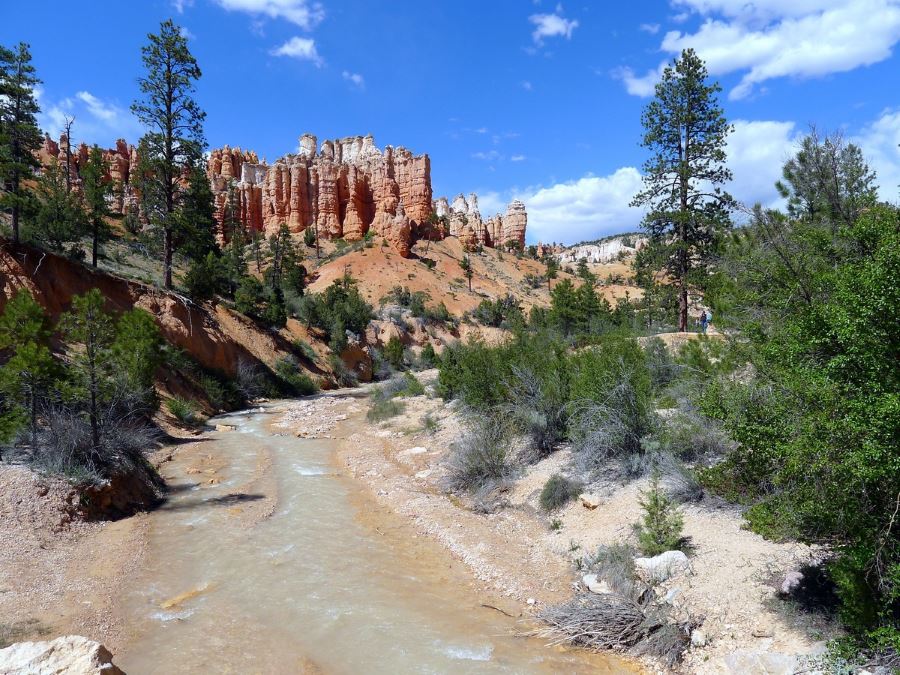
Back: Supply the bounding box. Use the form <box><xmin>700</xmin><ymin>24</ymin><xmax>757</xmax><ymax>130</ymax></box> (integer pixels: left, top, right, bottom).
<box><xmin>622</xmin><ymin>0</ymin><xmax>900</xmax><ymax>99</ymax></box>
<box><xmin>640</xmin><ymin>22</ymin><xmax>661</xmax><ymax>34</ymax></box>
<box><xmin>36</xmin><ymin>89</ymin><xmax>140</xmax><ymax>146</ymax></box>
<box><xmin>529</xmin><ymin>11</ymin><xmax>579</xmax><ymax>45</ymax></box>
<box><xmin>613</xmin><ymin>63</ymin><xmax>666</xmax><ymax>97</ymax></box>
<box><xmin>342</xmin><ymin>70</ymin><xmax>364</xmax><ymax>88</ymax></box>
<box><xmin>270</xmin><ymin>36</ymin><xmax>323</xmax><ymax>65</ymax></box>
<box><xmin>511</xmin><ymin>154</ymin><xmax>527</xmax><ymax>162</ymax></box>
<box><xmin>853</xmin><ymin>108</ymin><xmax>900</xmax><ymax>202</ymax></box>
<box><xmin>172</xmin><ymin>0</ymin><xmax>194</xmax><ymax>13</ymax></box>
<box><xmin>472</xmin><ymin>150</ymin><xmax>502</xmax><ymax>161</ymax></box>
<box><xmin>513</xmin><ymin>168</ymin><xmax>646</xmax><ymax>243</ymax></box>
<box><xmin>521</xmin><ymin>80</ymin><xmax>533</xmax><ymax>91</ymax></box>
<box><xmin>179</xmin><ymin>26</ymin><xmax>196</xmax><ymax>40</ymax></box>
<box><xmin>213</xmin><ymin>0</ymin><xmax>324</xmax><ymax>29</ymax></box>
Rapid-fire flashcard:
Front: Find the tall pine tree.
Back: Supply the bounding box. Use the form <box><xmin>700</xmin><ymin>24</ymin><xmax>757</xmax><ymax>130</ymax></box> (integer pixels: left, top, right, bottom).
<box><xmin>630</xmin><ymin>49</ymin><xmax>734</xmax><ymax>331</ymax></box>
<box><xmin>81</xmin><ymin>145</ymin><xmax>113</xmax><ymax>267</ymax></box>
<box><xmin>0</xmin><ymin>43</ymin><xmax>42</xmax><ymax>245</ymax></box>
<box><xmin>131</xmin><ymin>20</ymin><xmax>206</xmax><ymax>289</ymax></box>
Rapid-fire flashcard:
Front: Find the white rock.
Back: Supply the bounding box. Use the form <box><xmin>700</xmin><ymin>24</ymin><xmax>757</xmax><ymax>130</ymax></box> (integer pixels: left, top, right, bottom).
<box><xmin>690</xmin><ymin>629</ymin><xmax>707</xmax><ymax>647</ymax></box>
<box><xmin>579</xmin><ymin>493</ymin><xmax>601</xmax><ymax>509</ymax></box>
<box><xmin>723</xmin><ymin>650</ymin><xmax>797</xmax><ymax>675</ymax></box>
<box><xmin>399</xmin><ymin>446</ymin><xmax>428</xmax><ymax>456</ymax></box>
<box><xmin>581</xmin><ymin>573</ymin><xmax>611</xmax><ymax>594</ymax></box>
<box><xmin>634</xmin><ymin>550</ymin><xmax>690</xmax><ymax>583</ymax></box>
<box><xmin>215</xmin><ymin>424</ymin><xmax>236</xmax><ymax>432</ymax></box>
<box><xmin>526</xmin><ymin>598</ymin><xmax>536</xmax><ymax>605</ymax></box>
<box><xmin>415</xmin><ymin>469</ymin><xmax>433</xmax><ymax>479</ymax></box>
<box><xmin>0</xmin><ymin>636</ymin><xmax>124</xmax><ymax>674</ymax></box>
<box><xmin>780</xmin><ymin>570</ymin><xmax>804</xmax><ymax>595</ymax></box>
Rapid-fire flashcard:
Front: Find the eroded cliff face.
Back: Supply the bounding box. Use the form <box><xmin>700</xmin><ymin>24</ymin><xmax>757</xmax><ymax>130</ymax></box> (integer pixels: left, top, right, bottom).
<box><xmin>36</xmin><ymin>132</ymin><xmax>527</xmax><ymax>256</ymax></box>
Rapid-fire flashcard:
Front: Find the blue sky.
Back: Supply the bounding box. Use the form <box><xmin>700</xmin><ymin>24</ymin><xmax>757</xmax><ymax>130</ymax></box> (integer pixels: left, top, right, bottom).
<box><xmin>4</xmin><ymin>0</ymin><xmax>900</xmax><ymax>244</ymax></box>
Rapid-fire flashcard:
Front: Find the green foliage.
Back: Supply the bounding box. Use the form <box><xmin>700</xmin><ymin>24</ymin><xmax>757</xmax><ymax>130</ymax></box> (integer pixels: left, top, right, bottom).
<box><xmin>706</xmin><ymin>201</ymin><xmax>900</xmax><ymax>644</ymax></box>
<box><xmin>444</xmin><ymin>415</ymin><xmax>515</xmax><ymax>493</ymax></box>
<box><xmin>175</xmin><ymin>162</ymin><xmax>218</xmax><ymax>262</ymax></box>
<box><xmin>630</xmin><ymin>48</ymin><xmax>734</xmax><ymax>331</ymax></box>
<box><xmin>420</xmin><ymin>341</ymin><xmax>438</xmax><ymax>368</ymax></box>
<box><xmin>0</xmin><ymin>42</ymin><xmax>42</xmax><ymax>244</ymax></box>
<box><xmin>184</xmin><ymin>251</ymin><xmax>228</xmax><ymax>302</ymax></box>
<box><xmin>634</xmin><ymin>471</ymin><xmax>686</xmax><ymax>556</ymax></box>
<box><xmin>384</xmin><ymin>336</ymin><xmax>405</xmax><ymax>369</ymax></box>
<box><xmin>459</xmin><ymin>255</ymin><xmax>473</xmax><ymax>290</ymax></box>
<box><xmin>273</xmin><ymin>355</ymin><xmax>318</xmax><ymax>396</ymax></box>
<box><xmin>81</xmin><ymin>145</ymin><xmax>113</xmax><ymax>267</ymax></box>
<box><xmin>473</xmin><ymin>294</ymin><xmax>522</xmax><ymax>328</ymax></box>
<box><xmin>540</xmin><ymin>474</ymin><xmax>583</xmax><ymax>512</ymax></box>
<box><xmin>26</xmin><ymin>160</ymin><xmax>86</xmax><ymax>254</ymax></box>
<box><xmin>111</xmin><ymin>308</ymin><xmax>163</xmax><ymax>404</ymax></box>
<box><xmin>296</xmin><ymin>274</ymin><xmax>373</xmax><ymax>348</ymax></box>
<box><xmin>366</xmin><ymin>397</ymin><xmax>405</xmax><ymax>422</ymax></box>
<box><xmin>292</xmin><ymin>339</ymin><xmax>317</xmax><ymax>363</ymax></box>
<box><xmin>131</xmin><ymin>19</ymin><xmax>206</xmax><ymax>288</ymax></box>
<box><xmin>166</xmin><ymin>396</ymin><xmax>200</xmax><ymax>426</ymax></box>
<box><xmin>303</xmin><ymin>226</ymin><xmax>316</xmax><ymax>247</ymax></box>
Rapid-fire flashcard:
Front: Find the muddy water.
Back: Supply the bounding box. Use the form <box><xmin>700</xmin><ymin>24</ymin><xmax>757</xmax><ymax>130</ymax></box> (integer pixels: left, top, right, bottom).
<box><xmin>118</xmin><ymin>404</ymin><xmax>632</xmax><ymax>674</ymax></box>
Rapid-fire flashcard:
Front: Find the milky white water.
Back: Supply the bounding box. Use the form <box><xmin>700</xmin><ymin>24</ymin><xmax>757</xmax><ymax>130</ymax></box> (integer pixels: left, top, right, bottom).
<box><xmin>117</xmin><ymin>404</ymin><xmax>632</xmax><ymax>674</ymax></box>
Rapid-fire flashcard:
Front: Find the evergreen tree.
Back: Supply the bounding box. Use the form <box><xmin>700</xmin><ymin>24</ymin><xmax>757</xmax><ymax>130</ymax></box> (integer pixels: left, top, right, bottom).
<box><xmin>0</xmin><ymin>43</ymin><xmax>42</xmax><ymax>245</ymax></box>
<box><xmin>27</xmin><ymin>159</ymin><xmax>86</xmax><ymax>253</ymax></box>
<box><xmin>459</xmin><ymin>255</ymin><xmax>473</xmax><ymax>291</ymax></box>
<box><xmin>634</xmin><ymin>470</ymin><xmax>685</xmax><ymax>556</ymax></box>
<box><xmin>60</xmin><ymin>289</ymin><xmax>114</xmax><ymax>459</ymax></box>
<box><xmin>111</xmin><ymin>308</ymin><xmax>163</xmax><ymax>410</ymax></box>
<box><xmin>0</xmin><ymin>291</ymin><xmax>56</xmax><ymax>449</ymax></box>
<box><xmin>630</xmin><ymin>48</ymin><xmax>734</xmax><ymax>331</ymax></box>
<box><xmin>131</xmin><ymin>20</ymin><xmax>206</xmax><ymax>289</ymax></box>
<box><xmin>544</xmin><ymin>256</ymin><xmax>559</xmax><ymax>291</ymax></box>
<box><xmin>777</xmin><ymin>128</ymin><xmax>878</xmax><ymax>232</ymax></box>
<box><xmin>175</xmin><ymin>162</ymin><xmax>218</xmax><ymax>262</ymax></box>
<box><xmin>549</xmin><ymin>278</ymin><xmax>580</xmax><ymax>336</ymax></box>
<box><xmin>81</xmin><ymin>145</ymin><xmax>113</xmax><ymax>267</ymax></box>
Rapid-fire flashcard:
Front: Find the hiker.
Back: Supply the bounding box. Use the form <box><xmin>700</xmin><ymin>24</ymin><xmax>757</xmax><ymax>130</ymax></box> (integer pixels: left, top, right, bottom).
<box><xmin>699</xmin><ymin>310</ymin><xmax>709</xmax><ymax>334</ymax></box>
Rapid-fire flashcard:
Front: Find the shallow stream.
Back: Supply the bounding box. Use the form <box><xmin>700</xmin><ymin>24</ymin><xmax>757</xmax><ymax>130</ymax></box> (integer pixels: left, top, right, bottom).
<box><xmin>117</xmin><ymin>403</ymin><xmax>631</xmax><ymax>674</ymax></box>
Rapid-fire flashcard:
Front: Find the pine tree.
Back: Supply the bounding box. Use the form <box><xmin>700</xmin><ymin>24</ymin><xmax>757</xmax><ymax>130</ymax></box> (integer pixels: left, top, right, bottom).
<box><xmin>0</xmin><ymin>291</ymin><xmax>56</xmax><ymax>449</ymax></box>
<box><xmin>81</xmin><ymin>145</ymin><xmax>112</xmax><ymax>267</ymax></box>
<box><xmin>544</xmin><ymin>257</ymin><xmax>559</xmax><ymax>291</ymax></box>
<box><xmin>0</xmin><ymin>43</ymin><xmax>43</xmax><ymax>244</ymax></box>
<box><xmin>176</xmin><ymin>162</ymin><xmax>218</xmax><ymax>262</ymax></box>
<box><xmin>131</xmin><ymin>20</ymin><xmax>206</xmax><ymax>289</ymax></box>
<box><xmin>634</xmin><ymin>470</ymin><xmax>685</xmax><ymax>556</ymax></box>
<box><xmin>630</xmin><ymin>48</ymin><xmax>734</xmax><ymax>332</ymax></box>
<box><xmin>459</xmin><ymin>255</ymin><xmax>473</xmax><ymax>291</ymax></box>
<box><xmin>27</xmin><ymin>159</ymin><xmax>86</xmax><ymax>253</ymax></box>
<box><xmin>60</xmin><ymin>289</ymin><xmax>115</xmax><ymax>459</ymax></box>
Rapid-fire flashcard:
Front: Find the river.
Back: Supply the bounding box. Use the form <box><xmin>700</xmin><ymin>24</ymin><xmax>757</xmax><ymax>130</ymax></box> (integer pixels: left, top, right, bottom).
<box><xmin>116</xmin><ymin>403</ymin><xmax>632</xmax><ymax>674</ymax></box>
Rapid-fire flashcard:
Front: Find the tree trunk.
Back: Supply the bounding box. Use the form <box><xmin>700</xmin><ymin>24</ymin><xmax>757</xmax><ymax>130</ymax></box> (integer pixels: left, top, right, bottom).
<box><xmin>164</xmin><ymin>227</ymin><xmax>173</xmax><ymax>289</ymax></box>
<box><xmin>11</xmin><ymin>171</ymin><xmax>20</xmax><ymax>245</ymax></box>
<box><xmin>91</xmin><ymin>223</ymin><xmax>99</xmax><ymax>267</ymax></box>
<box><xmin>678</xmin><ymin>283</ymin><xmax>688</xmax><ymax>332</ymax></box>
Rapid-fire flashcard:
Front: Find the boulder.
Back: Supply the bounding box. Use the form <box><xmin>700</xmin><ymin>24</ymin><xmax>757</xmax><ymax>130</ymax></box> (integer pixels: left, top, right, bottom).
<box><xmin>0</xmin><ymin>636</ymin><xmax>125</xmax><ymax>674</ymax></box>
<box><xmin>579</xmin><ymin>493</ymin><xmax>601</xmax><ymax>509</ymax></box>
<box><xmin>634</xmin><ymin>550</ymin><xmax>690</xmax><ymax>583</ymax></box>
<box><xmin>581</xmin><ymin>573</ymin><xmax>611</xmax><ymax>594</ymax></box>
<box><xmin>780</xmin><ymin>570</ymin><xmax>804</xmax><ymax>595</ymax></box>
<box><xmin>215</xmin><ymin>424</ymin><xmax>236</xmax><ymax>432</ymax></box>
<box><xmin>690</xmin><ymin>629</ymin><xmax>708</xmax><ymax>647</ymax></box>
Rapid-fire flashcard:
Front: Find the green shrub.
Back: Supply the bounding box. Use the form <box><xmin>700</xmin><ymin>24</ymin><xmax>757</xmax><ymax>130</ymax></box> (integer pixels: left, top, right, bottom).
<box><xmin>296</xmin><ymin>274</ymin><xmax>373</xmax><ymax>345</ymax></box>
<box><xmin>367</xmin><ymin>397</ymin><xmax>405</xmax><ymax>422</ymax></box>
<box><xmin>328</xmin><ymin>354</ymin><xmax>358</xmax><ymax>387</ymax></box>
<box><xmin>167</xmin><ymin>396</ymin><xmax>200</xmax><ymax>426</ymax></box>
<box><xmin>385</xmin><ymin>335</ymin><xmax>405</xmax><ymax>369</ymax></box>
<box><xmin>420</xmin><ymin>342</ymin><xmax>438</xmax><ymax>368</ymax></box>
<box><xmin>303</xmin><ymin>227</ymin><xmax>316</xmax><ymax>247</ymax></box>
<box><xmin>634</xmin><ymin>471</ymin><xmax>685</xmax><ymax>556</ymax></box>
<box><xmin>274</xmin><ymin>355</ymin><xmax>318</xmax><ymax>396</ymax></box>
<box><xmin>292</xmin><ymin>339</ymin><xmax>318</xmax><ymax>363</ymax></box>
<box><xmin>539</xmin><ymin>474</ymin><xmax>583</xmax><ymax>512</ymax></box>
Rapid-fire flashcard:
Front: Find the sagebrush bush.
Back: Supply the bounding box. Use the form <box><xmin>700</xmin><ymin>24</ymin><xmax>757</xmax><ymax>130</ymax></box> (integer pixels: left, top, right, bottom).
<box><xmin>444</xmin><ymin>416</ymin><xmax>516</xmax><ymax>493</ymax></box>
<box><xmin>539</xmin><ymin>474</ymin><xmax>583</xmax><ymax>512</ymax></box>
<box><xmin>366</xmin><ymin>397</ymin><xmax>405</xmax><ymax>422</ymax></box>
